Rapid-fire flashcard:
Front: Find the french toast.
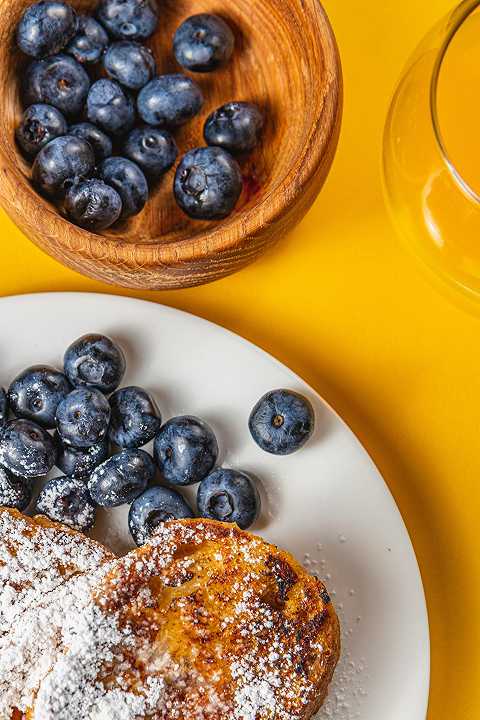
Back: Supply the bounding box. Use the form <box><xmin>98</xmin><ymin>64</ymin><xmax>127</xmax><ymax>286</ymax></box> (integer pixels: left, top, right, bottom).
<box><xmin>0</xmin><ymin>507</ymin><xmax>115</xmax><ymax>719</ymax></box>
<box><xmin>33</xmin><ymin>519</ymin><xmax>340</xmax><ymax>720</ymax></box>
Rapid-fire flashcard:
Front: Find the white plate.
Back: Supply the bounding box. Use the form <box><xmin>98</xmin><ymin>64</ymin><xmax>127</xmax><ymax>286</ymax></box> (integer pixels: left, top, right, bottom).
<box><xmin>0</xmin><ymin>292</ymin><xmax>429</xmax><ymax>720</ymax></box>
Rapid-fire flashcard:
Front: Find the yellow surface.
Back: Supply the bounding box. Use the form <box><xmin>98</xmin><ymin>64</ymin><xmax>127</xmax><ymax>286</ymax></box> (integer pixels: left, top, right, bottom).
<box><xmin>0</xmin><ymin>0</ymin><xmax>475</xmax><ymax>717</ymax></box>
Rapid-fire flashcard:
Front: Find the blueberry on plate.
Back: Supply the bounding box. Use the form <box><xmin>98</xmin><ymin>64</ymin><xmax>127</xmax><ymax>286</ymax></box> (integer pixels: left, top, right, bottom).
<box><xmin>23</xmin><ymin>54</ymin><xmax>90</xmax><ymax>118</ymax></box>
<box><xmin>32</xmin><ymin>135</ymin><xmax>95</xmax><ymax>200</ymax></box>
<box><xmin>137</xmin><ymin>74</ymin><xmax>203</xmax><ymax>128</ymax></box>
<box><xmin>0</xmin><ymin>418</ymin><xmax>56</xmax><ymax>479</ymax></box>
<box><xmin>249</xmin><ymin>389</ymin><xmax>315</xmax><ymax>455</ymax></box>
<box><xmin>96</xmin><ymin>0</ymin><xmax>158</xmax><ymax>41</ymax></box>
<box><xmin>8</xmin><ymin>365</ymin><xmax>72</xmax><ymax>429</ymax></box>
<box><xmin>0</xmin><ymin>388</ymin><xmax>9</xmax><ymax>428</ymax></box>
<box><xmin>0</xmin><ymin>467</ymin><xmax>32</xmax><ymax>511</ymax></box>
<box><xmin>66</xmin><ymin>16</ymin><xmax>109</xmax><ymax>65</ymax></box>
<box><xmin>204</xmin><ymin>102</ymin><xmax>264</xmax><ymax>154</ymax></box>
<box><xmin>16</xmin><ymin>1</ymin><xmax>78</xmax><ymax>59</ymax></box>
<box><xmin>36</xmin><ymin>476</ymin><xmax>96</xmax><ymax>532</ymax></box>
<box><xmin>65</xmin><ymin>179</ymin><xmax>123</xmax><ymax>232</ymax></box>
<box><xmin>104</xmin><ymin>41</ymin><xmax>156</xmax><ymax>90</ymax></box>
<box><xmin>197</xmin><ymin>468</ymin><xmax>260</xmax><ymax>530</ymax></box>
<box><xmin>87</xmin><ymin>79</ymin><xmax>136</xmax><ymax>138</ymax></box>
<box><xmin>124</xmin><ymin>126</ymin><xmax>178</xmax><ymax>180</ymax></box>
<box><xmin>16</xmin><ymin>103</ymin><xmax>68</xmax><ymax>158</ymax></box>
<box><xmin>129</xmin><ymin>485</ymin><xmax>194</xmax><ymax>546</ymax></box>
<box><xmin>69</xmin><ymin>122</ymin><xmax>113</xmax><ymax>162</ymax></box>
<box><xmin>174</xmin><ymin>147</ymin><xmax>242</xmax><ymax>220</ymax></box>
<box><xmin>88</xmin><ymin>448</ymin><xmax>155</xmax><ymax>507</ymax></box>
<box><xmin>153</xmin><ymin>415</ymin><xmax>218</xmax><ymax>487</ymax></box>
<box><xmin>173</xmin><ymin>14</ymin><xmax>235</xmax><ymax>73</ymax></box>
<box><xmin>64</xmin><ymin>333</ymin><xmax>126</xmax><ymax>394</ymax></box>
<box><xmin>99</xmin><ymin>156</ymin><xmax>148</xmax><ymax>218</ymax></box>
<box><xmin>109</xmin><ymin>386</ymin><xmax>161</xmax><ymax>449</ymax></box>
<box><xmin>54</xmin><ymin>431</ymin><xmax>109</xmax><ymax>479</ymax></box>
<box><xmin>56</xmin><ymin>388</ymin><xmax>111</xmax><ymax>448</ymax></box>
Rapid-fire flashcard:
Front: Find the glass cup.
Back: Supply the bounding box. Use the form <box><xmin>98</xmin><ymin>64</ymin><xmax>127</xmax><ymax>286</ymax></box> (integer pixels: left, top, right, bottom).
<box><xmin>383</xmin><ymin>0</ymin><xmax>480</xmax><ymax>309</ymax></box>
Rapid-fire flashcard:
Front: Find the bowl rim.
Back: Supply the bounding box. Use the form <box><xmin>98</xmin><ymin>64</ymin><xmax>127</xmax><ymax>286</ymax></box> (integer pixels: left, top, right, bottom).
<box><xmin>0</xmin><ymin>0</ymin><xmax>342</xmax><ymax>270</ymax></box>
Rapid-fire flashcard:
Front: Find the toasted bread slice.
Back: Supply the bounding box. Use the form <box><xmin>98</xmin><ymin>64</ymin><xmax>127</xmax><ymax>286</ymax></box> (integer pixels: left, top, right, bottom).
<box><xmin>0</xmin><ymin>508</ymin><xmax>114</xmax><ymax>719</ymax></box>
<box><xmin>34</xmin><ymin>519</ymin><xmax>340</xmax><ymax>720</ymax></box>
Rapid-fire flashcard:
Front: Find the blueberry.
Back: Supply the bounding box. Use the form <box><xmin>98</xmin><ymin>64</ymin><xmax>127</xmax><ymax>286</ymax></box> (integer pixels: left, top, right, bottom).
<box><xmin>104</xmin><ymin>41</ymin><xmax>155</xmax><ymax>90</ymax></box>
<box><xmin>23</xmin><ymin>54</ymin><xmax>90</xmax><ymax>118</ymax></box>
<box><xmin>99</xmin><ymin>156</ymin><xmax>148</xmax><ymax>218</ymax></box>
<box><xmin>124</xmin><ymin>127</ymin><xmax>178</xmax><ymax>180</ymax></box>
<box><xmin>54</xmin><ymin>432</ymin><xmax>109</xmax><ymax>479</ymax></box>
<box><xmin>87</xmin><ymin>79</ymin><xmax>136</xmax><ymax>138</ymax></box>
<box><xmin>36</xmin><ymin>476</ymin><xmax>96</xmax><ymax>532</ymax></box>
<box><xmin>65</xmin><ymin>179</ymin><xmax>122</xmax><ymax>232</ymax></box>
<box><xmin>173</xmin><ymin>14</ymin><xmax>234</xmax><ymax>73</ymax></box>
<box><xmin>56</xmin><ymin>388</ymin><xmax>111</xmax><ymax>448</ymax></box>
<box><xmin>96</xmin><ymin>0</ymin><xmax>158</xmax><ymax>41</ymax></box>
<box><xmin>16</xmin><ymin>1</ymin><xmax>78</xmax><ymax>59</ymax></box>
<box><xmin>0</xmin><ymin>388</ymin><xmax>9</xmax><ymax>428</ymax></box>
<box><xmin>63</xmin><ymin>333</ymin><xmax>126</xmax><ymax>394</ymax></box>
<box><xmin>0</xmin><ymin>468</ymin><xmax>32</xmax><ymax>511</ymax></box>
<box><xmin>137</xmin><ymin>75</ymin><xmax>203</xmax><ymax>128</ymax></box>
<box><xmin>249</xmin><ymin>389</ymin><xmax>315</xmax><ymax>455</ymax></box>
<box><xmin>16</xmin><ymin>103</ymin><xmax>68</xmax><ymax>158</ymax></box>
<box><xmin>66</xmin><ymin>16</ymin><xmax>109</xmax><ymax>64</ymax></box>
<box><xmin>8</xmin><ymin>365</ymin><xmax>72</xmax><ymax>429</ymax></box>
<box><xmin>153</xmin><ymin>416</ymin><xmax>218</xmax><ymax>487</ymax></box>
<box><xmin>174</xmin><ymin>147</ymin><xmax>242</xmax><ymax>220</ymax></box>
<box><xmin>204</xmin><ymin>102</ymin><xmax>264</xmax><ymax>154</ymax></box>
<box><xmin>69</xmin><ymin>122</ymin><xmax>113</xmax><ymax>162</ymax></box>
<box><xmin>109</xmin><ymin>386</ymin><xmax>161</xmax><ymax>448</ymax></box>
<box><xmin>129</xmin><ymin>486</ymin><xmax>194</xmax><ymax>546</ymax></box>
<box><xmin>197</xmin><ymin>468</ymin><xmax>260</xmax><ymax>530</ymax></box>
<box><xmin>0</xmin><ymin>419</ymin><xmax>56</xmax><ymax>479</ymax></box>
<box><xmin>88</xmin><ymin>449</ymin><xmax>155</xmax><ymax>507</ymax></box>
<box><xmin>32</xmin><ymin>135</ymin><xmax>95</xmax><ymax>200</ymax></box>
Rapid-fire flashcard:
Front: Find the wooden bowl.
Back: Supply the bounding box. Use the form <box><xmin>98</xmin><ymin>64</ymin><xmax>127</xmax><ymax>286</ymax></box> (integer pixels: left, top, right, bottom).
<box><xmin>0</xmin><ymin>0</ymin><xmax>342</xmax><ymax>290</ymax></box>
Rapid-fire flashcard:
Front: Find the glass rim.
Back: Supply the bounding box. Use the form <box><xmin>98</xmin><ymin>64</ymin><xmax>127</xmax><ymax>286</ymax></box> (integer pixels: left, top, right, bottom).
<box><xmin>430</xmin><ymin>0</ymin><xmax>480</xmax><ymax>203</ymax></box>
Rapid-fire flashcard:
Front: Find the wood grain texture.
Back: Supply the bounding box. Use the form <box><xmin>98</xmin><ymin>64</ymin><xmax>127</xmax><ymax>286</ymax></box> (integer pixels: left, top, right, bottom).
<box><xmin>0</xmin><ymin>0</ymin><xmax>342</xmax><ymax>290</ymax></box>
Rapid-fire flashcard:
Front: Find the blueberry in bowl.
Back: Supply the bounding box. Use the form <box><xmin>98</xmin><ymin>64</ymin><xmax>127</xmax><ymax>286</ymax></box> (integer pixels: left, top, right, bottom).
<box><xmin>16</xmin><ymin>104</ymin><xmax>68</xmax><ymax>158</ymax></box>
<box><xmin>56</xmin><ymin>387</ymin><xmax>111</xmax><ymax>448</ymax></box>
<box><xmin>54</xmin><ymin>431</ymin><xmax>109</xmax><ymax>479</ymax></box>
<box><xmin>23</xmin><ymin>54</ymin><xmax>90</xmax><ymax>118</ymax></box>
<box><xmin>99</xmin><ymin>157</ymin><xmax>148</xmax><ymax>219</ymax></box>
<box><xmin>0</xmin><ymin>388</ymin><xmax>9</xmax><ymax>428</ymax></box>
<box><xmin>63</xmin><ymin>333</ymin><xmax>126</xmax><ymax>394</ymax></box>
<box><xmin>96</xmin><ymin>0</ymin><xmax>158</xmax><ymax>41</ymax></box>
<box><xmin>69</xmin><ymin>122</ymin><xmax>113</xmax><ymax>162</ymax></box>
<box><xmin>104</xmin><ymin>41</ymin><xmax>156</xmax><ymax>91</ymax></box>
<box><xmin>0</xmin><ymin>418</ymin><xmax>56</xmax><ymax>479</ymax></box>
<box><xmin>36</xmin><ymin>475</ymin><xmax>96</xmax><ymax>532</ymax></box>
<box><xmin>197</xmin><ymin>467</ymin><xmax>261</xmax><ymax>530</ymax></box>
<box><xmin>173</xmin><ymin>14</ymin><xmax>235</xmax><ymax>73</ymax></box>
<box><xmin>8</xmin><ymin>364</ymin><xmax>72</xmax><ymax>429</ymax></box>
<box><xmin>249</xmin><ymin>389</ymin><xmax>315</xmax><ymax>455</ymax></box>
<box><xmin>109</xmin><ymin>386</ymin><xmax>161</xmax><ymax>448</ymax></box>
<box><xmin>88</xmin><ymin>448</ymin><xmax>156</xmax><ymax>507</ymax></box>
<box><xmin>129</xmin><ymin>485</ymin><xmax>195</xmax><ymax>546</ymax></box>
<box><xmin>66</xmin><ymin>15</ymin><xmax>109</xmax><ymax>65</ymax></box>
<box><xmin>124</xmin><ymin>127</ymin><xmax>178</xmax><ymax>181</ymax></box>
<box><xmin>0</xmin><ymin>467</ymin><xmax>32</xmax><ymax>511</ymax></box>
<box><xmin>204</xmin><ymin>102</ymin><xmax>264</xmax><ymax>154</ymax></box>
<box><xmin>137</xmin><ymin>74</ymin><xmax>203</xmax><ymax>128</ymax></box>
<box><xmin>87</xmin><ymin>79</ymin><xmax>136</xmax><ymax>138</ymax></box>
<box><xmin>153</xmin><ymin>415</ymin><xmax>218</xmax><ymax>487</ymax></box>
<box><xmin>174</xmin><ymin>147</ymin><xmax>243</xmax><ymax>220</ymax></box>
<box><xmin>32</xmin><ymin>135</ymin><xmax>95</xmax><ymax>200</ymax></box>
<box><xmin>16</xmin><ymin>1</ymin><xmax>78</xmax><ymax>59</ymax></box>
<box><xmin>65</xmin><ymin>179</ymin><xmax>123</xmax><ymax>232</ymax></box>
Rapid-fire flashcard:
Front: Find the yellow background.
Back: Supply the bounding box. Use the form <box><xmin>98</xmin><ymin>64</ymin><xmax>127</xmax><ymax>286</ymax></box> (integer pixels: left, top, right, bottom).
<box><xmin>0</xmin><ymin>0</ymin><xmax>475</xmax><ymax>716</ymax></box>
